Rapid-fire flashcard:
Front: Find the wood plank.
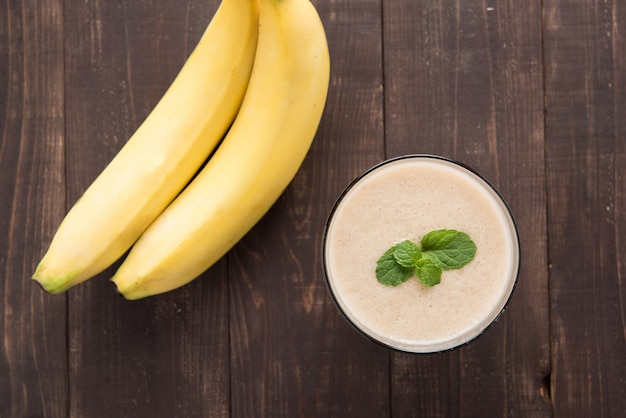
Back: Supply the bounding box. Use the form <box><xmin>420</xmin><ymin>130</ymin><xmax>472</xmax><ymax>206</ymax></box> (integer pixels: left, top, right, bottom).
<box><xmin>228</xmin><ymin>0</ymin><xmax>391</xmax><ymax>416</ymax></box>
<box><xmin>0</xmin><ymin>1</ymin><xmax>68</xmax><ymax>417</ymax></box>
<box><xmin>383</xmin><ymin>0</ymin><xmax>551</xmax><ymax>416</ymax></box>
<box><xmin>63</xmin><ymin>1</ymin><xmax>230</xmax><ymax>416</ymax></box>
<box><xmin>544</xmin><ymin>0</ymin><xmax>626</xmax><ymax>416</ymax></box>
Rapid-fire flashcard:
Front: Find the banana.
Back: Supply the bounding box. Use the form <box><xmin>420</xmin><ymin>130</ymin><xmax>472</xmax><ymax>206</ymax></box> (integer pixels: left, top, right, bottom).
<box><xmin>33</xmin><ymin>0</ymin><xmax>260</xmax><ymax>294</ymax></box>
<box><xmin>112</xmin><ymin>0</ymin><xmax>330</xmax><ymax>299</ymax></box>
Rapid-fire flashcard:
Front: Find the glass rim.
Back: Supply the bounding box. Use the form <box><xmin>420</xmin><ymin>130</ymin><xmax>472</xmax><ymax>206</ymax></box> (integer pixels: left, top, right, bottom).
<box><xmin>321</xmin><ymin>154</ymin><xmax>521</xmax><ymax>354</ymax></box>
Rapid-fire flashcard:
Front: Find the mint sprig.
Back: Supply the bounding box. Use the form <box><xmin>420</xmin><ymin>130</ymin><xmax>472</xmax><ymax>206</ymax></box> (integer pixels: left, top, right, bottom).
<box><xmin>375</xmin><ymin>230</ymin><xmax>476</xmax><ymax>288</ymax></box>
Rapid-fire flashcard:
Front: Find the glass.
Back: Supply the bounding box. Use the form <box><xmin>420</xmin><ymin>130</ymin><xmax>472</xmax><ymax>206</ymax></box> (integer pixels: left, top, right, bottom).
<box><xmin>322</xmin><ymin>155</ymin><xmax>520</xmax><ymax>353</ymax></box>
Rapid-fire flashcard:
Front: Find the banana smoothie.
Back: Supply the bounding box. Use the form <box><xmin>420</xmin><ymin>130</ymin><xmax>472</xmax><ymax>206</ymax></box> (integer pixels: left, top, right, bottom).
<box><xmin>322</xmin><ymin>155</ymin><xmax>519</xmax><ymax>353</ymax></box>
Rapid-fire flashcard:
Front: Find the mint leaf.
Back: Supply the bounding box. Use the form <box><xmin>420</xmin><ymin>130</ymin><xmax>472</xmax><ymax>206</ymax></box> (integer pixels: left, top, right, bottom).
<box><xmin>375</xmin><ymin>229</ymin><xmax>476</xmax><ymax>289</ymax></box>
<box><xmin>415</xmin><ymin>258</ymin><xmax>442</xmax><ymax>287</ymax></box>
<box><xmin>420</xmin><ymin>229</ymin><xmax>476</xmax><ymax>270</ymax></box>
<box><xmin>376</xmin><ymin>246</ymin><xmax>415</xmax><ymax>286</ymax></box>
<box><xmin>393</xmin><ymin>240</ymin><xmax>422</xmax><ymax>268</ymax></box>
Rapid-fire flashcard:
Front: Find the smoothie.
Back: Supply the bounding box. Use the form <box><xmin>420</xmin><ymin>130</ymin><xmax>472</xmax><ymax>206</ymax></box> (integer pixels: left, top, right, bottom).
<box><xmin>322</xmin><ymin>155</ymin><xmax>519</xmax><ymax>353</ymax></box>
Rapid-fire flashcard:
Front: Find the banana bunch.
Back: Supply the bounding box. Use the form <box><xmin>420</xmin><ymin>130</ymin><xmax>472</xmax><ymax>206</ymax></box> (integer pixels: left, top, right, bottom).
<box><xmin>33</xmin><ymin>0</ymin><xmax>330</xmax><ymax>299</ymax></box>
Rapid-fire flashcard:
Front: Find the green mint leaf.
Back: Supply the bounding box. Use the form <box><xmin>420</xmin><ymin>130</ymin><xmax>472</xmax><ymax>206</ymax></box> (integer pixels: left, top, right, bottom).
<box><xmin>415</xmin><ymin>258</ymin><xmax>442</xmax><ymax>287</ymax></box>
<box><xmin>393</xmin><ymin>240</ymin><xmax>422</xmax><ymax>268</ymax></box>
<box><xmin>420</xmin><ymin>229</ymin><xmax>476</xmax><ymax>270</ymax></box>
<box><xmin>375</xmin><ymin>230</ymin><xmax>476</xmax><ymax>289</ymax></box>
<box><xmin>376</xmin><ymin>246</ymin><xmax>415</xmax><ymax>286</ymax></box>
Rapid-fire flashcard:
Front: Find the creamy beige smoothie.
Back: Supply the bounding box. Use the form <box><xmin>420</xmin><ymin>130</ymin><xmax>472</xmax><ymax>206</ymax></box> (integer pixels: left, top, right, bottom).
<box><xmin>323</xmin><ymin>155</ymin><xmax>519</xmax><ymax>353</ymax></box>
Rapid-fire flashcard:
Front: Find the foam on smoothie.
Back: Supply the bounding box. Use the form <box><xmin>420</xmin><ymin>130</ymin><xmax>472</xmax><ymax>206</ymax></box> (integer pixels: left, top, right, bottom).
<box><xmin>324</xmin><ymin>156</ymin><xmax>519</xmax><ymax>353</ymax></box>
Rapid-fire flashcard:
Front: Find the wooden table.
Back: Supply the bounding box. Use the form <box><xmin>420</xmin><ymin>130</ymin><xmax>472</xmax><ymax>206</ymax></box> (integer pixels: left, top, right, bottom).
<box><xmin>2</xmin><ymin>0</ymin><xmax>625</xmax><ymax>416</ymax></box>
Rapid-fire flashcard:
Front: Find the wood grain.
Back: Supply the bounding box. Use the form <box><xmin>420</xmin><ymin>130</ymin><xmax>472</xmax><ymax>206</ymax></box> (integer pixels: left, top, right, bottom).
<box><xmin>0</xmin><ymin>1</ymin><xmax>67</xmax><ymax>417</ymax></box>
<box><xmin>1</xmin><ymin>0</ymin><xmax>626</xmax><ymax>416</ymax></box>
<box><xmin>544</xmin><ymin>0</ymin><xmax>626</xmax><ymax>415</ymax></box>
<box><xmin>384</xmin><ymin>0</ymin><xmax>551</xmax><ymax>416</ymax></box>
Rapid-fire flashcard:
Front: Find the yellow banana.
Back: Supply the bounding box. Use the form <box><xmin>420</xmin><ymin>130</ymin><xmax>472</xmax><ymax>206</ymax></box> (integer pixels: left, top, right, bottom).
<box><xmin>33</xmin><ymin>0</ymin><xmax>260</xmax><ymax>294</ymax></box>
<box><xmin>112</xmin><ymin>0</ymin><xmax>330</xmax><ymax>299</ymax></box>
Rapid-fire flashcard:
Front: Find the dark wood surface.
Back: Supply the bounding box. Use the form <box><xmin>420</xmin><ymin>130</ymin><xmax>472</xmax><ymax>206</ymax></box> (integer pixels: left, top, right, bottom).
<box><xmin>1</xmin><ymin>0</ymin><xmax>624</xmax><ymax>417</ymax></box>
